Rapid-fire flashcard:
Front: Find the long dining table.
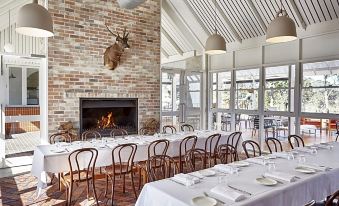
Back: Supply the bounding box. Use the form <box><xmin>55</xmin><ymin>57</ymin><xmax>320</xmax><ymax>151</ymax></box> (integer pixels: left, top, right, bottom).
<box><xmin>31</xmin><ymin>130</ymin><xmax>233</xmax><ymax>196</ymax></box>
<box><xmin>135</xmin><ymin>142</ymin><xmax>339</xmax><ymax>206</ymax></box>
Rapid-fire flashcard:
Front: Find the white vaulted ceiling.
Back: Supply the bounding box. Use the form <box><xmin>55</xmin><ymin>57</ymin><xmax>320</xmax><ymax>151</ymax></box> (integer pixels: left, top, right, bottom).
<box><xmin>161</xmin><ymin>0</ymin><xmax>339</xmax><ymax>62</ymax></box>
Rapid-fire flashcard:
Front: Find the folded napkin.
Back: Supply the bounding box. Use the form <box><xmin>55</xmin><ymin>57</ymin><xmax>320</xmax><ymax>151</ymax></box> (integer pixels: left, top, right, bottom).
<box><xmin>315</xmin><ymin>144</ymin><xmax>332</xmax><ymax>150</ymax></box>
<box><xmin>171</xmin><ymin>173</ymin><xmax>200</xmax><ymax>186</ymax></box>
<box><xmin>299</xmin><ymin>164</ymin><xmax>330</xmax><ymax>172</ymax></box>
<box><xmin>189</xmin><ymin>171</ymin><xmax>205</xmax><ymax>179</ymax></box>
<box><xmin>210</xmin><ymin>185</ymin><xmax>246</xmax><ymax>202</ymax></box>
<box><xmin>213</xmin><ymin>164</ymin><xmax>235</xmax><ymax>174</ymax></box>
<box><xmin>294</xmin><ymin>147</ymin><xmax>313</xmax><ymax>154</ymax></box>
<box><xmin>274</xmin><ymin>152</ymin><xmax>292</xmax><ymax>159</ymax></box>
<box><xmin>264</xmin><ymin>171</ymin><xmax>296</xmax><ymax>182</ymax></box>
<box><xmin>245</xmin><ymin>158</ymin><xmax>266</xmax><ymax>165</ymax></box>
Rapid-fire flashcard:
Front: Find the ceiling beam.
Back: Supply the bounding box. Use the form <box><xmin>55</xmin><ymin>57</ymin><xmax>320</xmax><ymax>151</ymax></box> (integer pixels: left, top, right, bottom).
<box><xmin>161</xmin><ymin>26</ymin><xmax>184</xmax><ymax>55</ymax></box>
<box><xmin>162</xmin><ymin>0</ymin><xmax>204</xmax><ymax>49</ymax></box>
<box><xmin>181</xmin><ymin>0</ymin><xmax>211</xmax><ymax>37</ymax></box>
<box><xmin>246</xmin><ymin>0</ymin><xmax>267</xmax><ymax>31</ymax></box>
<box><xmin>214</xmin><ymin>1</ymin><xmax>242</xmax><ymax>43</ymax></box>
<box><xmin>287</xmin><ymin>0</ymin><xmax>307</xmax><ymax>30</ymax></box>
<box><xmin>161</xmin><ymin>48</ymin><xmax>170</xmax><ymax>58</ymax></box>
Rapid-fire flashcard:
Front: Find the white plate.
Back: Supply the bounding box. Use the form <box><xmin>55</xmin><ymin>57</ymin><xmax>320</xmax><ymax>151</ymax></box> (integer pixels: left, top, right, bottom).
<box><xmin>295</xmin><ymin>166</ymin><xmax>316</xmax><ymax>174</ymax></box>
<box><xmin>199</xmin><ymin>169</ymin><xmax>216</xmax><ymax>177</ymax></box>
<box><xmin>256</xmin><ymin>177</ymin><xmax>278</xmax><ymax>186</ymax></box>
<box><xmin>231</xmin><ymin>161</ymin><xmax>250</xmax><ymax>167</ymax></box>
<box><xmin>192</xmin><ymin>196</ymin><xmax>217</xmax><ymax>206</ymax></box>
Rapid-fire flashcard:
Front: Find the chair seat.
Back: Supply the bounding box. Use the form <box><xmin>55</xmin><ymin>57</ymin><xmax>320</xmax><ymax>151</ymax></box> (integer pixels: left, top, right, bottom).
<box><xmin>61</xmin><ymin>171</ymin><xmax>94</xmax><ymax>183</ymax></box>
<box><xmin>104</xmin><ymin>164</ymin><xmax>132</xmax><ymax>175</ymax></box>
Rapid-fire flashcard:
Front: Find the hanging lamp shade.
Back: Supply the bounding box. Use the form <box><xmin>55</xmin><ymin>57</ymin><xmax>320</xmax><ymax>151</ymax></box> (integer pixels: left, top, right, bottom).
<box><xmin>16</xmin><ymin>0</ymin><xmax>54</xmax><ymax>37</ymax></box>
<box><xmin>266</xmin><ymin>10</ymin><xmax>297</xmax><ymax>43</ymax></box>
<box><xmin>205</xmin><ymin>33</ymin><xmax>226</xmax><ymax>55</ymax></box>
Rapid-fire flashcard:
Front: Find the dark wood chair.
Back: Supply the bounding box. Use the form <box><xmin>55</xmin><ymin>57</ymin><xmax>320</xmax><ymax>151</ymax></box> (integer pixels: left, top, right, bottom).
<box><xmin>162</xmin><ymin>125</ymin><xmax>177</xmax><ymax>134</ymax></box>
<box><xmin>139</xmin><ymin>127</ymin><xmax>154</xmax><ymax>135</ymax></box>
<box><xmin>226</xmin><ymin>132</ymin><xmax>242</xmax><ymax>160</ymax></box>
<box><xmin>60</xmin><ymin>148</ymin><xmax>99</xmax><ymax>206</ymax></box>
<box><xmin>242</xmin><ymin>140</ymin><xmax>262</xmax><ymax>158</ymax></box>
<box><xmin>180</xmin><ymin>124</ymin><xmax>194</xmax><ymax>132</ymax></box>
<box><xmin>217</xmin><ymin>144</ymin><xmax>237</xmax><ymax>164</ymax></box>
<box><xmin>265</xmin><ymin>137</ymin><xmax>283</xmax><ymax>153</ymax></box>
<box><xmin>49</xmin><ymin>132</ymin><xmax>70</xmax><ymax>144</ymax></box>
<box><xmin>81</xmin><ymin>130</ymin><xmax>101</xmax><ymax>141</ymax></box>
<box><xmin>326</xmin><ymin>189</ymin><xmax>339</xmax><ymax>206</ymax></box>
<box><xmin>178</xmin><ymin>135</ymin><xmax>197</xmax><ymax>172</ymax></box>
<box><xmin>288</xmin><ymin>134</ymin><xmax>305</xmax><ymax>149</ymax></box>
<box><xmin>184</xmin><ymin>148</ymin><xmax>206</xmax><ymax>172</ymax></box>
<box><xmin>110</xmin><ymin>128</ymin><xmax>128</xmax><ymax>138</ymax></box>
<box><xmin>104</xmin><ymin>143</ymin><xmax>137</xmax><ymax>205</ymax></box>
<box><xmin>335</xmin><ymin>121</ymin><xmax>339</xmax><ymax>141</ymax></box>
<box><xmin>146</xmin><ymin>155</ymin><xmax>179</xmax><ymax>182</ymax></box>
<box><xmin>204</xmin><ymin>133</ymin><xmax>221</xmax><ymax>167</ymax></box>
<box><xmin>137</xmin><ymin>139</ymin><xmax>170</xmax><ymax>189</ymax></box>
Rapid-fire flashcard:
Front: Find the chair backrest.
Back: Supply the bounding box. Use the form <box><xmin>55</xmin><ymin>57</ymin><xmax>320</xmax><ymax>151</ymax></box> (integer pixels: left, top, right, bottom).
<box><xmin>204</xmin><ymin>133</ymin><xmax>221</xmax><ymax>167</ymax></box>
<box><xmin>288</xmin><ymin>135</ymin><xmax>305</xmax><ymax>149</ymax></box>
<box><xmin>147</xmin><ymin>139</ymin><xmax>170</xmax><ymax>159</ymax></box>
<box><xmin>139</xmin><ymin>127</ymin><xmax>153</xmax><ymax>135</ymax></box>
<box><xmin>180</xmin><ymin>124</ymin><xmax>194</xmax><ymax>132</ymax></box>
<box><xmin>162</xmin><ymin>125</ymin><xmax>177</xmax><ymax>134</ymax></box>
<box><xmin>50</xmin><ymin>132</ymin><xmax>70</xmax><ymax>144</ymax></box>
<box><xmin>265</xmin><ymin>137</ymin><xmax>283</xmax><ymax>153</ymax></box>
<box><xmin>242</xmin><ymin>140</ymin><xmax>262</xmax><ymax>158</ymax></box>
<box><xmin>226</xmin><ymin>132</ymin><xmax>242</xmax><ymax>149</ymax></box>
<box><xmin>179</xmin><ymin>135</ymin><xmax>197</xmax><ymax>172</ymax></box>
<box><xmin>110</xmin><ymin>128</ymin><xmax>128</xmax><ymax>138</ymax></box>
<box><xmin>217</xmin><ymin>144</ymin><xmax>237</xmax><ymax>164</ymax></box>
<box><xmin>82</xmin><ymin>130</ymin><xmax>101</xmax><ymax>141</ymax></box>
<box><xmin>336</xmin><ymin>121</ymin><xmax>339</xmax><ymax>132</ymax></box>
<box><xmin>146</xmin><ymin>155</ymin><xmax>179</xmax><ymax>182</ymax></box>
<box><xmin>111</xmin><ymin>143</ymin><xmax>137</xmax><ymax>174</ymax></box>
<box><xmin>184</xmin><ymin>148</ymin><xmax>206</xmax><ymax>172</ymax></box>
<box><xmin>326</xmin><ymin>189</ymin><xmax>339</xmax><ymax>206</ymax></box>
<box><xmin>68</xmin><ymin>148</ymin><xmax>98</xmax><ymax>182</ymax></box>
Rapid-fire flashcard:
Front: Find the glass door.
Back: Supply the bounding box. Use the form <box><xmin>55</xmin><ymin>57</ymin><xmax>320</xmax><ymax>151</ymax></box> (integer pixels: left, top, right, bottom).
<box><xmin>185</xmin><ymin>72</ymin><xmax>202</xmax><ymax>130</ymax></box>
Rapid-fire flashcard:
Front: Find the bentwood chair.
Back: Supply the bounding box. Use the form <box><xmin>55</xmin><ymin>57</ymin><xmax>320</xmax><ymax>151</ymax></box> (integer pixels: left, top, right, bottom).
<box><xmin>181</xmin><ymin>124</ymin><xmax>194</xmax><ymax>132</ymax></box>
<box><xmin>265</xmin><ymin>137</ymin><xmax>283</xmax><ymax>153</ymax></box>
<box><xmin>217</xmin><ymin>144</ymin><xmax>237</xmax><ymax>164</ymax></box>
<box><xmin>226</xmin><ymin>132</ymin><xmax>242</xmax><ymax>158</ymax></box>
<box><xmin>335</xmin><ymin>121</ymin><xmax>339</xmax><ymax>141</ymax></box>
<box><xmin>50</xmin><ymin>132</ymin><xmax>70</xmax><ymax>144</ymax></box>
<box><xmin>326</xmin><ymin>189</ymin><xmax>339</xmax><ymax>206</ymax></box>
<box><xmin>104</xmin><ymin>143</ymin><xmax>138</xmax><ymax>205</ymax></box>
<box><xmin>204</xmin><ymin>133</ymin><xmax>221</xmax><ymax>167</ymax></box>
<box><xmin>178</xmin><ymin>135</ymin><xmax>197</xmax><ymax>173</ymax></box>
<box><xmin>288</xmin><ymin>134</ymin><xmax>305</xmax><ymax>149</ymax></box>
<box><xmin>184</xmin><ymin>148</ymin><xmax>206</xmax><ymax>172</ymax></box>
<box><xmin>137</xmin><ymin>139</ymin><xmax>170</xmax><ymax>189</ymax></box>
<box><xmin>139</xmin><ymin>127</ymin><xmax>154</xmax><ymax>135</ymax></box>
<box><xmin>146</xmin><ymin>155</ymin><xmax>179</xmax><ymax>182</ymax></box>
<box><xmin>81</xmin><ymin>130</ymin><xmax>101</xmax><ymax>141</ymax></box>
<box><xmin>162</xmin><ymin>125</ymin><xmax>177</xmax><ymax>134</ymax></box>
<box><xmin>242</xmin><ymin>140</ymin><xmax>262</xmax><ymax>158</ymax></box>
<box><xmin>60</xmin><ymin>148</ymin><xmax>99</xmax><ymax>206</ymax></box>
<box><xmin>110</xmin><ymin>128</ymin><xmax>128</xmax><ymax>138</ymax></box>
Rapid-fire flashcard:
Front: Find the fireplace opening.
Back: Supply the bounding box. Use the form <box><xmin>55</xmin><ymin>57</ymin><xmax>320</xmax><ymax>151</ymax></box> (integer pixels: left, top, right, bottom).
<box><xmin>80</xmin><ymin>98</ymin><xmax>138</xmax><ymax>136</ymax></box>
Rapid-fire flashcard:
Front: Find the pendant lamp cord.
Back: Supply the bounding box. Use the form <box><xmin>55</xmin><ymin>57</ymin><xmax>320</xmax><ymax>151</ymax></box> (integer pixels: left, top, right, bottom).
<box><xmin>214</xmin><ymin>0</ymin><xmax>217</xmax><ymax>34</ymax></box>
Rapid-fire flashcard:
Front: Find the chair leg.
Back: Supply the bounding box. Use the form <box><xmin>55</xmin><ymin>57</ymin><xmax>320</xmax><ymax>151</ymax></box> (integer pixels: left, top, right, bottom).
<box><xmin>131</xmin><ymin>172</ymin><xmax>137</xmax><ymax>199</ymax></box>
<box><xmin>67</xmin><ymin>185</ymin><xmax>73</xmax><ymax>206</ymax></box>
<box><xmin>122</xmin><ymin>174</ymin><xmax>126</xmax><ymax>193</ymax></box>
<box><xmin>111</xmin><ymin>176</ymin><xmax>116</xmax><ymax>206</ymax></box>
<box><xmin>92</xmin><ymin>178</ymin><xmax>99</xmax><ymax>206</ymax></box>
<box><xmin>138</xmin><ymin>167</ymin><xmax>142</xmax><ymax>190</ymax></box>
<box><xmin>104</xmin><ymin>175</ymin><xmax>109</xmax><ymax>197</ymax></box>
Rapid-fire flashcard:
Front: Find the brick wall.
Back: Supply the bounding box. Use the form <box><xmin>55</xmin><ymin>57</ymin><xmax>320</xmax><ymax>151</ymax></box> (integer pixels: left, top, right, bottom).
<box><xmin>48</xmin><ymin>0</ymin><xmax>160</xmax><ymax>134</ymax></box>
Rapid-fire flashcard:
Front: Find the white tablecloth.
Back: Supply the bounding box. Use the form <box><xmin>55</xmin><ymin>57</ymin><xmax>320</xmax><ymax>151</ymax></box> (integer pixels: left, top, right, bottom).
<box><xmin>136</xmin><ymin>142</ymin><xmax>339</xmax><ymax>206</ymax></box>
<box><xmin>31</xmin><ymin>130</ymin><xmax>233</xmax><ymax>192</ymax></box>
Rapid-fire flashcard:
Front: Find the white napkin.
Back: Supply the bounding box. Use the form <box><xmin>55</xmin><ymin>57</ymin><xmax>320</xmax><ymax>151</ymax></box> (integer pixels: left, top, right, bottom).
<box><xmin>171</xmin><ymin>173</ymin><xmax>200</xmax><ymax>186</ymax></box>
<box><xmin>315</xmin><ymin>144</ymin><xmax>332</xmax><ymax>150</ymax></box>
<box><xmin>264</xmin><ymin>171</ymin><xmax>296</xmax><ymax>182</ymax></box>
<box><xmin>213</xmin><ymin>164</ymin><xmax>235</xmax><ymax>174</ymax></box>
<box><xmin>299</xmin><ymin>164</ymin><xmax>330</xmax><ymax>172</ymax></box>
<box><xmin>210</xmin><ymin>185</ymin><xmax>246</xmax><ymax>202</ymax></box>
<box><xmin>189</xmin><ymin>171</ymin><xmax>205</xmax><ymax>179</ymax></box>
<box><xmin>106</xmin><ymin>143</ymin><xmax>118</xmax><ymax>149</ymax></box>
<box><xmin>294</xmin><ymin>147</ymin><xmax>313</xmax><ymax>154</ymax></box>
<box><xmin>245</xmin><ymin>158</ymin><xmax>265</xmax><ymax>165</ymax></box>
<box><xmin>274</xmin><ymin>152</ymin><xmax>291</xmax><ymax>159</ymax></box>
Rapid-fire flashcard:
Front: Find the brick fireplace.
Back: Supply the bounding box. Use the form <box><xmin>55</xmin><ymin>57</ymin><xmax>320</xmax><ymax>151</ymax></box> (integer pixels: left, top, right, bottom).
<box><xmin>80</xmin><ymin>98</ymin><xmax>138</xmax><ymax>136</ymax></box>
<box><xmin>47</xmin><ymin>0</ymin><xmax>160</xmax><ymax>135</ymax></box>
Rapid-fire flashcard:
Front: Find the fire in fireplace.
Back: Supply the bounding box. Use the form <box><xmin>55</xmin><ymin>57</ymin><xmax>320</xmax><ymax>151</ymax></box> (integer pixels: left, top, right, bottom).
<box><xmin>80</xmin><ymin>98</ymin><xmax>138</xmax><ymax>136</ymax></box>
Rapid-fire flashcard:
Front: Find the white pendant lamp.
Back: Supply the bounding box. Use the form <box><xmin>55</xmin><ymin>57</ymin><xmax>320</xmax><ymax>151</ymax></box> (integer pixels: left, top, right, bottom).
<box><xmin>16</xmin><ymin>0</ymin><xmax>54</xmax><ymax>38</ymax></box>
<box><xmin>205</xmin><ymin>0</ymin><xmax>226</xmax><ymax>55</ymax></box>
<box><xmin>266</xmin><ymin>0</ymin><xmax>297</xmax><ymax>43</ymax></box>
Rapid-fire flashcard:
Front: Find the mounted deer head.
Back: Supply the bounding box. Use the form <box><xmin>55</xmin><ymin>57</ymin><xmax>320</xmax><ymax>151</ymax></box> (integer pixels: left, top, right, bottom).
<box><xmin>104</xmin><ymin>24</ymin><xmax>130</xmax><ymax>70</ymax></box>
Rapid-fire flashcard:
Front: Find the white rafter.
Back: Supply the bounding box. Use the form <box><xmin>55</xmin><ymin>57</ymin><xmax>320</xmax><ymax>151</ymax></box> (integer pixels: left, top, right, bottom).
<box><xmin>161</xmin><ymin>48</ymin><xmax>170</xmax><ymax>58</ymax></box>
<box><xmin>246</xmin><ymin>0</ymin><xmax>267</xmax><ymax>31</ymax></box>
<box><xmin>162</xmin><ymin>26</ymin><xmax>184</xmax><ymax>55</ymax></box>
<box><xmin>287</xmin><ymin>0</ymin><xmax>307</xmax><ymax>30</ymax></box>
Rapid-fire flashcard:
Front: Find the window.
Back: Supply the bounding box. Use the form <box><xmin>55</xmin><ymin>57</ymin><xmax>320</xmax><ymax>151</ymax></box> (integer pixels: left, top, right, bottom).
<box><xmin>302</xmin><ymin>60</ymin><xmax>339</xmax><ymax>114</ymax></box>
<box><xmin>211</xmin><ymin>72</ymin><xmax>231</xmax><ymax>109</ymax></box>
<box><xmin>27</xmin><ymin>68</ymin><xmax>39</xmax><ymax>105</ymax></box>
<box><xmin>235</xmin><ymin>68</ymin><xmax>260</xmax><ymax>110</ymax></box>
<box><xmin>9</xmin><ymin>67</ymin><xmax>23</xmax><ymax>105</ymax></box>
<box><xmin>264</xmin><ymin>65</ymin><xmax>295</xmax><ymax>112</ymax></box>
<box><xmin>187</xmin><ymin>74</ymin><xmax>201</xmax><ymax>108</ymax></box>
<box><xmin>161</xmin><ymin>72</ymin><xmax>180</xmax><ymax>112</ymax></box>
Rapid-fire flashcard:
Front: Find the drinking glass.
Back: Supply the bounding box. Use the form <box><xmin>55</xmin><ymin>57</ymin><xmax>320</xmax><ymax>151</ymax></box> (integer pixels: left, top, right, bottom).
<box><xmin>298</xmin><ymin>155</ymin><xmax>306</xmax><ymax>164</ymax></box>
<box><xmin>310</xmin><ymin>146</ymin><xmax>317</xmax><ymax>155</ymax></box>
<box><xmin>218</xmin><ymin>174</ymin><xmax>229</xmax><ymax>184</ymax></box>
<box><xmin>266</xmin><ymin>162</ymin><xmax>276</xmax><ymax>172</ymax></box>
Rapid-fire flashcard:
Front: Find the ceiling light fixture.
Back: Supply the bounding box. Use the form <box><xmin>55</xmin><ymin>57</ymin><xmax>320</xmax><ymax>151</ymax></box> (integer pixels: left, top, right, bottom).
<box><xmin>16</xmin><ymin>0</ymin><xmax>54</xmax><ymax>38</ymax></box>
<box><xmin>205</xmin><ymin>0</ymin><xmax>226</xmax><ymax>55</ymax></box>
<box><xmin>266</xmin><ymin>0</ymin><xmax>297</xmax><ymax>43</ymax></box>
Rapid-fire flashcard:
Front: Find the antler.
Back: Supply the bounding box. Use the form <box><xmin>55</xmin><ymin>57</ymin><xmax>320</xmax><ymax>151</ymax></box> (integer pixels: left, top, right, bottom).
<box><xmin>122</xmin><ymin>27</ymin><xmax>129</xmax><ymax>39</ymax></box>
<box><xmin>105</xmin><ymin>24</ymin><xmax>118</xmax><ymax>38</ymax></box>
